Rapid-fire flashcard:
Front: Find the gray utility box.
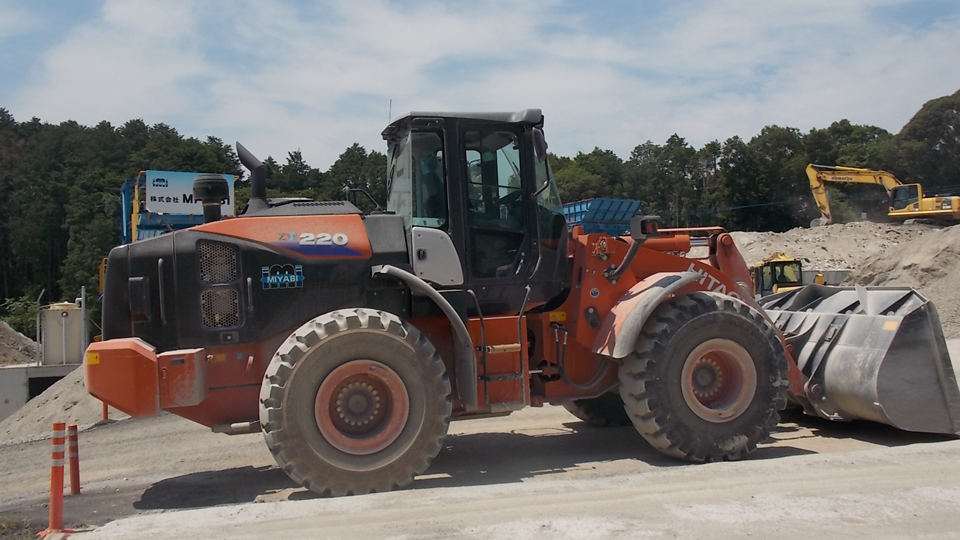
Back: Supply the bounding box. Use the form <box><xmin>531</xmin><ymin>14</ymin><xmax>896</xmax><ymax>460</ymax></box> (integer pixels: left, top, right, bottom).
<box><xmin>41</xmin><ymin>301</ymin><xmax>87</xmax><ymax>365</ymax></box>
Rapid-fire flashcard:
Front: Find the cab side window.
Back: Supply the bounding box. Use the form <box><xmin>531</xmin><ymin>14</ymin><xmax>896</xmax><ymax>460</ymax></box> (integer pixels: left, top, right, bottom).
<box><xmin>761</xmin><ymin>266</ymin><xmax>773</xmax><ymax>291</ymax></box>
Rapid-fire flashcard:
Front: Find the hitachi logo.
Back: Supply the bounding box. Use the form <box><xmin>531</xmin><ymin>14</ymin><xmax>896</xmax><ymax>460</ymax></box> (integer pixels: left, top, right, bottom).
<box><xmin>686</xmin><ymin>262</ymin><xmax>742</xmax><ymax>299</ymax></box>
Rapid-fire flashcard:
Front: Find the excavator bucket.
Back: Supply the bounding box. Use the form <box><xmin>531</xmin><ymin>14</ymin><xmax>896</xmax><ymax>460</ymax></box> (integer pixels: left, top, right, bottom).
<box><xmin>760</xmin><ymin>285</ymin><xmax>960</xmax><ymax>435</ymax></box>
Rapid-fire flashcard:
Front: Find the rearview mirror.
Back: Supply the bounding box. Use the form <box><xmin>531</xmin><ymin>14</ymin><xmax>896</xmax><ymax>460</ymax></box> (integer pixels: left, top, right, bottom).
<box><xmin>532</xmin><ymin>128</ymin><xmax>548</xmax><ymax>163</ymax></box>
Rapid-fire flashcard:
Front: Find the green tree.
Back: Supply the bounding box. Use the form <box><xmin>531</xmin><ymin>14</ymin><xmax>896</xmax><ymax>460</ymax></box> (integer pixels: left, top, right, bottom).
<box><xmin>6</xmin><ymin>118</ymin><xmax>71</xmax><ymax>300</ymax></box>
<box><xmin>58</xmin><ymin>173</ymin><xmax>119</xmax><ymax>322</ymax></box>
<box><xmin>554</xmin><ymin>161</ymin><xmax>604</xmax><ymax>202</ymax></box>
<box><xmin>275</xmin><ymin>150</ymin><xmax>314</xmax><ymax>193</ymax></box>
<box><xmin>625</xmin><ymin>136</ymin><xmax>697</xmax><ymax>227</ymax></box>
<box><xmin>805</xmin><ymin>119</ymin><xmax>893</xmax><ymax>168</ymax></box>
<box><xmin>624</xmin><ymin>141</ymin><xmax>660</xmax><ymax>205</ymax></box>
<box><xmin>0</xmin><ymin>115</ymin><xmax>245</xmax><ymax>312</ymax></box>
<box><xmin>717</xmin><ymin>135</ymin><xmax>762</xmax><ymax>230</ymax></box>
<box><xmin>325</xmin><ymin>144</ymin><xmax>387</xmax><ymax>211</ymax></box>
<box><xmin>689</xmin><ymin>140</ymin><xmax>723</xmax><ymax>226</ymax></box>
<box><xmin>0</xmin><ymin>293</ymin><xmax>39</xmax><ymax>338</ymax></box>
<box><xmin>748</xmin><ymin>125</ymin><xmax>807</xmax><ymax>229</ymax></box>
<box><xmin>893</xmin><ymin>89</ymin><xmax>960</xmax><ymax>189</ymax></box>
<box><xmin>0</xmin><ymin>108</ymin><xmax>23</xmax><ymax>298</ymax></box>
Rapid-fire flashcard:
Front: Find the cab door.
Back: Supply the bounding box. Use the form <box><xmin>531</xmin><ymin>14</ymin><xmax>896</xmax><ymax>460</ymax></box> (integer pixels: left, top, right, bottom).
<box><xmin>458</xmin><ymin>126</ymin><xmax>538</xmax><ymax>312</ymax></box>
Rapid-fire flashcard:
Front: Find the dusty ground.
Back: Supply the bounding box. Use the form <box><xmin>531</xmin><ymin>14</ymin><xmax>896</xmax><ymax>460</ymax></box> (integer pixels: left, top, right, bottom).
<box><xmin>1</xmin><ymin>221</ymin><xmax>960</xmax><ymax>539</ymax></box>
<box><xmin>3</xmin><ymin>399</ymin><xmax>960</xmax><ymax>540</ymax></box>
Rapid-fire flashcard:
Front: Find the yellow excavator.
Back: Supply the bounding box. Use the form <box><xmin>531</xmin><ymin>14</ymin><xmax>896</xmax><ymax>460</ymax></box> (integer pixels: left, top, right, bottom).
<box><xmin>807</xmin><ymin>163</ymin><xmax>960</xmax><ymax>226</ymax></box>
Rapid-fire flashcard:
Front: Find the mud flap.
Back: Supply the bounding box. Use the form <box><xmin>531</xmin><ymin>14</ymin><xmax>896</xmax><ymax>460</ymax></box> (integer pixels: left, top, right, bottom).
<box><xmin>760</xmin><ymin>285</ymin><xmax>960</xmax><ymax>435</ymax></box>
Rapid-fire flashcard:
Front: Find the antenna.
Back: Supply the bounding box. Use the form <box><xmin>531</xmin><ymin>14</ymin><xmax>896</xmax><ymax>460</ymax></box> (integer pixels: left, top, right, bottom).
<box><xmin>388</xmin><ymin>99</ymin><xmax>392</xmax><ymax>123</ymax></box>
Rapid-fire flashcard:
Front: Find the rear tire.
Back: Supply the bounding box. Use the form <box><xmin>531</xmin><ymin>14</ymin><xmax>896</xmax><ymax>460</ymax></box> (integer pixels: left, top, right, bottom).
<box><xmin>563</xmin><ymin>392</ymin><xmax>631</xmax><ymax>426</ymax></box>
<box><xmin>619</xmin><ymin>292</ymin><xmax>789</xmax><ymax>462</ymax></box>
<box><xmin>260</xmin><ymin>309</ymin><xmax>451</xmax><ymax>496</ymax></box>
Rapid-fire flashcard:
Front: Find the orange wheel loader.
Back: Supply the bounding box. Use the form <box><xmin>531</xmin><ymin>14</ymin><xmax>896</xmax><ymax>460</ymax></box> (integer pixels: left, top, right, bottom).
<box><xmin>85</xmin><ymin>110</ymin><xmax>960</xmax><ymax>496</ymax></box>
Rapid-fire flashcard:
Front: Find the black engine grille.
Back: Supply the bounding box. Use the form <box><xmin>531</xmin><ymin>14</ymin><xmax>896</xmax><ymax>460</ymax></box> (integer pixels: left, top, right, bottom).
<box><xmin>199</xmin><ymin>241</ymin><xmax>238</xmax><ymax>284</ymax></box>
<box><xmin>198</xmin><ymin>241</ymin><xmax>240</xmax><ymax>328</ymax></box>
<box><xmin>201</xmin><ymin>289</ymin><xmax>239</xmax><ymax>328</ymax></box>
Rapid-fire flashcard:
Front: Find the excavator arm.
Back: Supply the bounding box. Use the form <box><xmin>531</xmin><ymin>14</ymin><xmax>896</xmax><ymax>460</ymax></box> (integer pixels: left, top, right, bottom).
<box><xmin>806</xmin><ymin>164</ymin><xmax>903</xmax><ymax>225</ymax></box>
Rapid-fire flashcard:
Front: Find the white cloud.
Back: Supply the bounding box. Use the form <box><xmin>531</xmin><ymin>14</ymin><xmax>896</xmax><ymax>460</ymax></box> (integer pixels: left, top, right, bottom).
<box><xmin>13</xmin><ymin>1</ymin><xmax>209</xmax><ymax>125</ymax></box>
<box><xmin>5</xmin><ymin>0</ymin><xmax>960</xmax><ymax>170</ymax></box>
<box><xmin>0</xmin><ymin>2</ymin><xmax>32</xmax><ymax>39</ymax></box>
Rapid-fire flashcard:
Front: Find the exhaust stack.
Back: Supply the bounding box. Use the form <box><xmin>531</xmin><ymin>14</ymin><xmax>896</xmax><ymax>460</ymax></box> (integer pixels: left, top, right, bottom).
<box><xmin>237</xmin><ymin>142</ymin><xmax>268</xmax><ymax>213</ymax></box>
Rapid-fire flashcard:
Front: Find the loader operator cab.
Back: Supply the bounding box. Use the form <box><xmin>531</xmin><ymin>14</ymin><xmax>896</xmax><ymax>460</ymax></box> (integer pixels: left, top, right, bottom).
<box><xmin>383</xmin><ymin>110</ymin><xmax>568</xmax><ymax>313</ymax></box>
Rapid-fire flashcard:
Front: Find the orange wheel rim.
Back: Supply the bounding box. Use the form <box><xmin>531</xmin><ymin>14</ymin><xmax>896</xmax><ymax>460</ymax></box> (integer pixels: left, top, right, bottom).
<box><xmin>315</xmin><ymin>360</ymin><xmax>410</xmax><ymax>455</ymax></box>
<box><xmin>680</xmin><ymin>339</ymin><xmax>757</xmax><ymax>423</ymax></box>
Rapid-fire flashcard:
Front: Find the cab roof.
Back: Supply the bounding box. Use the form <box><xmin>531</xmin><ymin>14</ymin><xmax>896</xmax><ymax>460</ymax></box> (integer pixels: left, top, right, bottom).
<box><xmin>382</xmin><ymin>109</ymin><xmax>543</xmax><ymax>140</ymax></box>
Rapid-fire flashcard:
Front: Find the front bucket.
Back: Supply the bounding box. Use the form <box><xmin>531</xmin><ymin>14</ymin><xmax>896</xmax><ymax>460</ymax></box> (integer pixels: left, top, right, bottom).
<box><xmin>760</xmin><ymin>285</ymin><xmax>960</xmax><ymax>435</ymax></box>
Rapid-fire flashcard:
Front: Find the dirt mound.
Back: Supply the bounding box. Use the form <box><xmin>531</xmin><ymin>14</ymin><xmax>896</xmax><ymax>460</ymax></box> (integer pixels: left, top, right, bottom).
<box><xmin>0</xmin><ymin>366</ymin><xmax>129</xmax><ymax>446</ymax></box>
<box><xmin>0</xmin><ymin>321</ymin><xmax>38</xmax><ymax>366</ymax></box>
<box><xmin>731</xmin><ymin>221</ymin><xmax>960</xmax><ymax>338</ymax></box>
<box><xmin>848</xmin><ymin>224</ymin><xmax>960</xmax><ymax>338</ymax></box>
<box><xmin>730</xmin><ymin>221</ymin><xmax>938</xmax><ymax>271</ymax></box>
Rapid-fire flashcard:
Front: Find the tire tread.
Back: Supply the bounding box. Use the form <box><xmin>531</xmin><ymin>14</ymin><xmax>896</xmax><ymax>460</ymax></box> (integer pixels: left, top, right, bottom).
<box><xmin>619</xmin><ymin>292</ymin><xmax>789</xmax><ymax>463</ymax></box>
<box><xmin>259</xmin><ymin>308</ymin><xmax>451</xmax><ymax>496</ymax></box>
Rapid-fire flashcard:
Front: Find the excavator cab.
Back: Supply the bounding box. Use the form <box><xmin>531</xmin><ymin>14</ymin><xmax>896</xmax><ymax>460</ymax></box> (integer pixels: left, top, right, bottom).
<box><xmin>889</xmin><ymin>184</ymin><xmax>921</xmax><ymax>211</ymax></box>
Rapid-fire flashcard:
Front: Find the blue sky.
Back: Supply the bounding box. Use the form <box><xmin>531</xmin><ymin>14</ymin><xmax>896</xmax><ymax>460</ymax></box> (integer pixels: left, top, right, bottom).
<box><xmin>1</xmin><ymin>0</ymin><xmax>959</xmax><ymax>170</ymax></box>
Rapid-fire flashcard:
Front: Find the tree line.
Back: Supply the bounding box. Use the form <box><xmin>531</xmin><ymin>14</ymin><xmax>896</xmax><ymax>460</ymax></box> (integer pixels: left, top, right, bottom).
<box><xmin>553</xmin><ymin>89</ymin><xmax>960</xmax><ymax>231</ymax></box>
<box><xmin>1</xmin><ymin>89</ymin><xmax>958</xmax><ymax>334</ymax></box>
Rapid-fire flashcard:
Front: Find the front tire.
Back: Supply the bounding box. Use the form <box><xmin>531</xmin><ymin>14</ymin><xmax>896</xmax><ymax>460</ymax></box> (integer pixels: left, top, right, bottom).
<box><xmin>260</xmin><ymin>309</ymin><xmax>451</xmax><ymax>496</ymax></box>
<box><xmin>619</xmin><ymin>292</ymin><xmax>789</xmax><ymax>462</ymax></box>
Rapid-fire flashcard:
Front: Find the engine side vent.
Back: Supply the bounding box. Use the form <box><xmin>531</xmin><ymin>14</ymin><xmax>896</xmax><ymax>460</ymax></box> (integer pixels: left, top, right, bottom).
<box><xmin>199</xmin><ymin>241</ymin><xmax>238</xmax><ymax>284</ymax></box>
<box><xmin>201</xmin><ymin>289</ymin><xmax>239</xmax><ymax>328</ymax></box>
